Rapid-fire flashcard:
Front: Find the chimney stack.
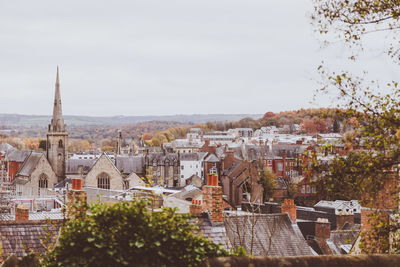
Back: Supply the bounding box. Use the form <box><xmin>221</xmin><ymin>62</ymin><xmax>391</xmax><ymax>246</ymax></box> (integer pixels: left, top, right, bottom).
<box><xmin>189</xmin><ymin>199</ymin><xmax>202</xmax><ymax>215</ymax></box>
<box><xmin>315</xmin><ymin>218</ymin><xmax>331</xmax><ymax>239</ymax></box>
<box><xmin>15</xmin><ymin>204</ymin><xmax>29</xmax><ymax>221</ymax></box>
<box><xmin>203</xmin><ymin>174</ymin><xmax>223</xmax><ymax>223</ymax></box>
<box><xmin>336</xmin><ymin>211</ymin><xmax>354</xmax><ymax>230</ymax></box>
<box><xmin>67</xmin><ymin>178</ymin><xmax>87</xmax><ymax>218</ymax></box>
<box><xmin>281</xmin><ymin>199</ymin><xmax>296</xmax><ymax>222</ymax></box>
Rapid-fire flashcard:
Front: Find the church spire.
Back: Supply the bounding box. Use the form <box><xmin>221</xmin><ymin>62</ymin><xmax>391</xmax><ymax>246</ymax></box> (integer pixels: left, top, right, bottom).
<box><xmin>49</xmin><ymin>66</ymin><xmax>65</xmax><ymax>132</ymax></box>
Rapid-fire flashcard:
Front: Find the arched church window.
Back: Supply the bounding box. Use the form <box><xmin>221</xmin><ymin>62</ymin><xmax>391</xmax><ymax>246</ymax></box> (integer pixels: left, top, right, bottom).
<box><xmin>241</xmin><ymin>181</ymin><xmax>251</xmax><ymax>201</ymax></box>
<box><xmin>38</xmin><ymin>173</ymin><xmax>48</xmax><ymax>195</ymax></box>
<box><xmin>97</xmin><ymin>172</ymin><xmax>110</xmax><ymax>189</ymax></box>
<box><xmin>58</xmin><ymin>153</ymin><xmax>62</xmax><ymax>160</ymax></box>
<box><xmin>58</xmin><ymin>139</ymin><xmax>63</xmax><ymax>148</ymax></box>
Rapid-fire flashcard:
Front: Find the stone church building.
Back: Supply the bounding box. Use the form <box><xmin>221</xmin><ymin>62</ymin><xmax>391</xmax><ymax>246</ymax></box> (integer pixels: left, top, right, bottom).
<box><xmin>14</xmin><ymin>68</ymin><xmax>126</xmax><ymax>197</ymax></box>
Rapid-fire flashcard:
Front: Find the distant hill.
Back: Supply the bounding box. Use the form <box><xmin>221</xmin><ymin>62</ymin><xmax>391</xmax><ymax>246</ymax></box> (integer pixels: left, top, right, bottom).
<box><xmin>0</xmin><ymin>113</ymin><xmax>262</xmax><ymax>127</ymax></box>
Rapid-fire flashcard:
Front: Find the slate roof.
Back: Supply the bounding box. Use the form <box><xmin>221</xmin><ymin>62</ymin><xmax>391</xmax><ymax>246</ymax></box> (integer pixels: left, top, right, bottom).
<box><xmin>0</xmin><ymin>142</ymin><xmax>14</xmax><ymax>153</ymax></box>
<box><xmin>224</xmin><ymin>213</ymin><xmax>312</xmax><ymax>256</ymax></box>
<box><xmin>204</xmin><ymin>154</ymin><xmax>219</xmax><ymax>163</ymax></box>
<box><xmin>197</xmin><ymin>215</ymin><xmax>231</xmax><ymax>250</ymax></box>
<box><xmin>116</xmin><ymin>156</ymin><xmax>145</xmax><ymax>174</ymax></box>
<box><xmin>16</xmin><ymin>152</ymin><xmax>44</xmax><ymax>177</ymax></box>
<box><xmin>7</xmin><ymin>150</ymin><xmax>30</xmax><ymax>162</ymax></box>
<box><xmin>146</xmin><ymin>153</ymin><xmax>179</xmax><ymax>165</ymax></box>
<box><xmin>0</xmin><ymin>220</ymin><xmax>62</xmax><ymax>258</ymax></box>
<box><xmin>179</xmin><ymin>152</ymin><xmax>207</xmax><ymax>161</ymax></box>
<box><xmin>66</xmin><ymin>158</ymin><xmax>96</xmax><ymax>174</ymax></box>
<box><xmin>271</xmin><ymin>144</ymin><xmax>308</xmax><ymax>158</ymax></box>
<box><xmin>222</xmin><ymin>161</ymin><xmax>241</xmax><ymax>177</ymax></box>
<box><xmin>169</xmin><ymin>185</ymin><xmax>202</xmax><ymax>201</ymax></box>
<box><xmin>327</xmin><ymin>228</ymin><xmax>360</xmax><ymax>254</ymax></box>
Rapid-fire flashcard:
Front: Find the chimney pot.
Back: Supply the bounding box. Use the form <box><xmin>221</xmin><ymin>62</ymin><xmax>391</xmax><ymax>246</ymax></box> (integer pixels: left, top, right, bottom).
<box><xmin>71</xmin><ymin>178</ymin><xmax>83</xmax><ymax>190</ymax></box>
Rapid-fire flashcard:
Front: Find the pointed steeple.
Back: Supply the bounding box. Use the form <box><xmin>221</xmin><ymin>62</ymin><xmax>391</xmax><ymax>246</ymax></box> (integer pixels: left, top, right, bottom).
<box><xmin>49</xmin><ymin>66</ymin><xmax>66</xmax><ymax>132</ymax></box>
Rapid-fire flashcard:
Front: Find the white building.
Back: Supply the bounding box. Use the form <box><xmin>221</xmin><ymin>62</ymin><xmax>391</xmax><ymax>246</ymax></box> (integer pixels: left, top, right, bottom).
<box><xmin>179</xmin><ymin>152</ymin><xmax>207</xmax><ymax>186</ymax></box>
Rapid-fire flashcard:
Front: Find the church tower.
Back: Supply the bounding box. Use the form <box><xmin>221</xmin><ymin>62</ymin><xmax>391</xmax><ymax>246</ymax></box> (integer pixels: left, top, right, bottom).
<box><xmin>47</xmin><ymin>67</ymin><xmax>68</xmax><ymax>181</ymax></box>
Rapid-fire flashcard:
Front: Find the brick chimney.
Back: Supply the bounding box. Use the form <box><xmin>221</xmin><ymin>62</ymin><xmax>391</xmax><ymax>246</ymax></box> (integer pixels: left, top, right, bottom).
<box><xmin>315</xmin><ymin>218</ymin><xmax>332</xmax><ymax>254</ymax></box>
<box><xmin>336</xmin><ymin>211</ymin><xmax>354</xmax><ymax>230</ymax></box>
<box><xmin>282</xmin><ymin>150</ymin><xmax>286</xmax><ymax>178</ymax></box>
<box><xmin>281</xmin><ymin>199</ymin><xmax>296</xmax><ymax>222</ymax></box>
<box><xmin>315</xmin><ymin>218</ymin><xmax>331</xmax><ymax>239</ymax></box>
<box><xmin>15</xmin><ymin>204</ymin><xmax>29</xmax><ymax>221</ymax></box>
<box><xmin>67</xmin><ymin>178</ymin><xmax>87</xmax><ymax>218</ymax></box>
<box><xmin>203</xmin><ymin>174</ymin><xmax>223</xmax><ymax>223</ymax></box>
<box><xmin>189</xmin><ymin>199</ymin><xmax>202</xmax><ymax>215</ymax></box>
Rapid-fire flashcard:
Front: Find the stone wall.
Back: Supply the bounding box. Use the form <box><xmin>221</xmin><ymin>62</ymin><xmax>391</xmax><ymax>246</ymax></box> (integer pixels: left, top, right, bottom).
<box><xmin>23</xmin><ymin>155</ymin><xmax>58</xmax><ymax>197</ymax></box>
<box><xmin>201</xmin><ymin>255</ymin><xmax>400</xmax><ymax>267</ymax></box>
<box><xmin>84</xmin><ymin>154</ymin><xmax>123</xmax><ymax>190</ymax></box>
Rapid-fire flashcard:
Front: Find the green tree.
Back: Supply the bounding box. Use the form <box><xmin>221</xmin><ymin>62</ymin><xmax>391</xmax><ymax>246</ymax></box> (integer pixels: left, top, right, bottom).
<box><xmin>41</xmin><ymin>200</ymin><xmax>228</xmax><ymax>267</ymax></box>
<box><xmin>312</xmin><ymin>0</ymin><xmax>400</xmax><ymax>61</ymax></box>
<box><xmin>312</xmin><ymin>0</ymin><xmax>400</xmax><ymax>253</ymax></box>
<box><xmin>258</xmin><ymin>167</ymin><xmax>277</xmax><ymax>202</ymax></box>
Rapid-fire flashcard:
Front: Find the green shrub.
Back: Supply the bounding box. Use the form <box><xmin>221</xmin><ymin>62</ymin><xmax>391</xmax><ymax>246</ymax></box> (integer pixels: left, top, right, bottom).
<box><xmin>41</xmin><ymin>200</ymin><xmax>228</xmax><ymax>267</ymax></box>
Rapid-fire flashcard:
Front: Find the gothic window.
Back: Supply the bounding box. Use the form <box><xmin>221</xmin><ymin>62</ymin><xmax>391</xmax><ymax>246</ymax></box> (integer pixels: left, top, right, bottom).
<box><xmin>241</xmin><ymin>181</ymin><xmax>251</xmax><ymax>201</ymax></box>
<box><xmin>58</xmin><ymin>153</ymin><xmax>62</xmax><ymax>160</ymax></box>
<box><xmin>97</xmin><ymin>172</ymin><xmax>110</xmax><ymax>189</ymax></box>
<box><xmin>58</xmin><ymin>140</ymin><xmax>63</xmax><ymax>148</ymax></box>
<box><xmin>38</xmin><ymin>173</ymin><xmax>48</xmax><ymax>195</ymax></box>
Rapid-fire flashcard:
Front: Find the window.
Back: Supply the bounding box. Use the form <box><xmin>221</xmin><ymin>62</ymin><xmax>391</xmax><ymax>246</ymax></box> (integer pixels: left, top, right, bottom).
<box><xmin>58</xmin><ymin>140</ymin><xmax>63</xmax><ymax>148</ymax></box>
<box><xmin>301</xmin><ymin>185</ymin><xmax>305</xmax><ymax>194</ymax></box>
<box><xmin>58</xmin><ymin>153</ymin><xmax>62</xmax><ymax>160</ymax></box>
<box><xmin>97</xmin><ymin>172</ymin><xmax>110</xmax><ymax>189</ymax></box>
<box><xmin>312</xmin><ymin>186</ymin><xmax>316</xmax><ymax>193</ymax></box>
<box><xmin>278</xmin><ymin>163</ymin><xmax>283</xmax><ymax>172</ymax></box>
<box><xmin>181</xmin><ymin>175</ymin><xmax>184</xmax><ymax>178</ymax></box>
<box><xmin>181</xmin><ymin>165</ymin><xmax>184</xmax><ymax>170</ymax></box>
<box><xmin>267</xmin><ymin>160</ymin><xmax>272</xmax><ymax>165</ymax></box>
<box><xmin>123</xmin><ymin>180</ymin><xmax>130</xmax><ymax>190</ymax></box>
<box><xmin>306</xmin><ymin>185</ymin><xmax>310</xmax><ymax>193</ymax></box>
<box><xmin>38</xmin><ymin>173</ymin><xmax>48</xmax><ymax>195</ymax></box>
<box><xmin>209</xmin><ymin>167</ymin><xmax>217</xmax><ymax>174</ymax></box>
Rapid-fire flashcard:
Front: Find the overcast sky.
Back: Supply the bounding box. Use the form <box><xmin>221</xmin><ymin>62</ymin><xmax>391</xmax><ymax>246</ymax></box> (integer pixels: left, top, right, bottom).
<box><xmin>0</xmin><ymin>0</ymin><xmax>399</xmax><ymax>116</ymax></box>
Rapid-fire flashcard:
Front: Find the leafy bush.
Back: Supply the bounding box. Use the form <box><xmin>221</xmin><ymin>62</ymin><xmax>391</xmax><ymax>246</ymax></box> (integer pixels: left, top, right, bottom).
<box><xmin>41</xmin><ymin>200</ymin><xmax>228</xmax><ymax>267</ymax></box>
